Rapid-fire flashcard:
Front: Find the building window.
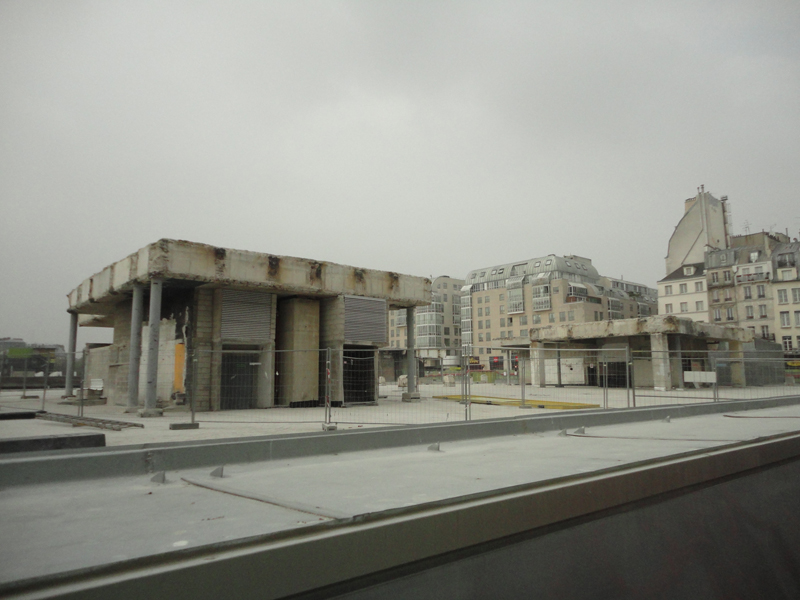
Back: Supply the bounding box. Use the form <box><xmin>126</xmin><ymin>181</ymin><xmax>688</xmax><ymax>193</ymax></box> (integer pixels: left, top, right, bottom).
<box><xmin>499</xmin><ymin>318</ymin><xmax>506</xmax><ymax>327</ymax></box>
<box><xmin>664</xmin><ymin>285</ymin><xmax>673</xmax><ymax>295</ymax></box>
<box><xmin>665</xmin><ymin>304</ymin><xmax>673</xmax><ymax>314</ymax></box>
<box><xmin>391</xmin><ymin>330</ymin><xmax>395</xmax><ymax>337</ymax></box>
<box><xmin>712</xmin><ymin>290</ymin><xmax>720</xmax><ymax>303</ymax></box>
<box><xmin>520</xmin><ymin>330</ymin><xmax>526</xmax><ymax>337</ymax></box>
<box><xmin>680</xmin><ymin>302</ymin><xmax>689</xmax><ymax>313</ymax></box>
<box><xmin>477</xmin><ymin>297</ymin><xmax>482</xmax><ymax>304</ymax></box>
<box><xmin>795</xmin><ymin>311</ymin><xmax>800</xmax><ymax>327</ymax></box>
<box><xmin>500</xmin><ymin>331</ymin><xmax>506</xmax><ymax>339</ymax></box>
<box><xmin>444</xmin><ymin>327</ymin><xmax>450</xmax><ymax>335</ymax></box>
<box><xmin>478</xmin><ymin>320</ymin><xmax>483</xmax><ymax>329</ymax></box>
<box><xmin>724</xmin><ymin>270</ymin><xmax>732</xmax><ymax>282</ymax></box>
<box><xmin>683</xmin><ymin>266</ymin><xmax>695</xmax><ymax>276</ymax></box>
<box><xmin>532</xmin><ymin>315</ymin><xmax>541</xmax><ymax>324</ymax></box>
<box><xmin>679</xmin><ymin>283</ymin><xmax>688</xmax><ymax>294</ymax></box>
<box><xmin>720</xmin><ymin>254</ymin><xmax>727</xmax><ymax>265</ymax></box>
<box><xmin>746</xmin><ymin>306</ymin><xmax>754</xmax><ymax>319</ymax></box>
<box><xmin>696</xmin><ymin>301</ymin><xmax>704</xmax><ymax>312</ymax></box>
<box><xmin>744</xmin><ymin>286</ymin><xmax>752</xmax><ymax>300</ymax></box>
<box><xmin>761</xmin><ymin>325</ymin><xmax>770</xmax><ymax>338</ymax></box>
<box><xmin>484</xmin><ymin>296</ymin><xmax>489</xmax><ymax>303</ymax></box>
<box><xmin>499</xmin><ymin>294</ymin><xmax>505</xmax><ymax>301</ymax></box>
<box><xmin>782</xmin><ymin>269</ymin><xmax>793</xmax><ymax>280</ymax></box>
<box><xmin>759</xmin><ymin>305</ymin><xmax>768</xmax><ymax>318</ymax></box>
<box><xmin>443</xmin><ymin>294</ymin><xmax>448</xmax><ymax>302</ymax></box>
<box><xmin>568</xmin><ymin>311</ymin><xmax>575</xmax><ymax>321</ymax></box>
<box><xmin>755</xmin><ymin>265</ymin><xmax>764</xmax><ymax>273</ymax></box>
<box><xmin>549</xmin><ymin>313</ymin><xmax>555</xmax><ymax>323</ymax></box>
<box><xmin>724</xmin><ymin>290</ymin><xmax>732</xmax><ymax>302</ymax></box>
<box><xmin>778</xmin><ymin>289</ymin><xmax>789</xmax><ymax>304</ymax></box>
<box><xmin>559</xmin><ymin>312</ymin><xmax>566</xmax><ymax>322</ymax></box>
<box><xmin>757</xmin><ymin>285</ymin><xmax>766</xmax><ymax>298</ymax></box>
<box><xmin>478</xmin><ymin>333</ymin><xmax>483</xmax><ymax>342</ymax></box>
<box><xmin>695</xmin><ymin>281</ymin><xmax>704</xmax><ymax>292</ymax></box>
<box><xmin>477</xmin><ymin>308</ymin><xmax>483</xmax><ymax>317</ymax></box>
<box><xmin>713</xmin><ymin>309</ymin><xmax>721</xmax><ymax>322</ymax></box>
<box><xmin>500</xmin><ymin>305</ymin><xmax>506</xmax><ymax>314</ymax></box>
<box><xmin>781</xmin><ymin>312</ymin><xmax>791</xmax><ymax>328</ymax></box>
<box><xmin>750</xmin><ymin>251</ymin><xmax>759</xmax><ymax>263</ymax></box>
<box><xmin>783</xmin><ymin>336</ymin><xmax>793</xmax><ymax>352</ymax></box>
<box><xmin>793</xmin><ymin>288</ymin><xmax>800</xmax><ymax>303</ymax></box>
<box><xmin>711</xmin><ymin>272</ymin><xmax>719</xmax><ymax>284</ymax></box>
<box><xmin>485</xmin><ymin>307</ymin><xmax>490</xmax><ymax>316</ymax></box>
<box><xmin>485</xmin><ymin>320</ymin><xmax>490</xmax><ymax>329</ymax></box>
<box><xmin>519</xmin><ymin>316</ymin><xmax>528</xmax><ymax>325</ymax></box>
<box><xmin>485</xmin><ymin>333</ymin><xmax>491</xmax><ymax>342</ymax></box>
<box><xmin>726</xmin><ymin>307</ymin><xmax>734</xmax><ymax>321</ymax></box>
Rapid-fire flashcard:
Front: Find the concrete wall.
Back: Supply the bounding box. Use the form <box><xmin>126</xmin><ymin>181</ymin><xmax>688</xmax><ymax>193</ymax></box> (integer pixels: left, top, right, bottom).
<box><xmin>84</xmin><ymin>345</ymin><xmax>111</xmax><ymax>386</ymax></box>
<box><xmin>331</xmin><ymin>456</ymin><xmax>800</xmax><ymax>600</ymax></box>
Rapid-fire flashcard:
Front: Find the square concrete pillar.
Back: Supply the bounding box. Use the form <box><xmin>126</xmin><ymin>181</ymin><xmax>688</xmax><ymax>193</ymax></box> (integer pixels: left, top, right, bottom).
<box><xmin>651</xmin><ymin>333</ymin><xmax>671</xmax><ymax>391</ymax></box>
<box><xmin>532</xmin><ymin>344</ymin><xmax>547</xmax><ymax>387</ymax></box>
<box><xmin>275</xmin><ymin>297</ymin><xmax>320</xmax><ymax>405</ymax></box>
<box><xmin>729</xmin><ymin>340</ymin><xmax>747</xmax><ymax>387</ymax></box>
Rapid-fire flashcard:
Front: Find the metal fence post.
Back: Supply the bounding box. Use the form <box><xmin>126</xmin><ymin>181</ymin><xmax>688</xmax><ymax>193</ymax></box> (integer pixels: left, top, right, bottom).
<box><xmin>325</xmin><ymin>348</ymin><xmax>332</xmax><ymax>425</ymax></box>
<box><xmin>21</xmin><ymin>357</ymin><xmax>28</xmax><ymax>399</ymax></box>
<box><xmin>40</xmin><ymin>360</ymin><xmax>50</xmax><ymax>410</ymax></box>
<box><xmin>0</xmin><ymin>352</ymin><xmax>5</xmax><ymax>396</ymax></box>
<box><xmin>625</xmin><ymin>346</ymin><xmax>631</xmax><ymax>409</ymax></box>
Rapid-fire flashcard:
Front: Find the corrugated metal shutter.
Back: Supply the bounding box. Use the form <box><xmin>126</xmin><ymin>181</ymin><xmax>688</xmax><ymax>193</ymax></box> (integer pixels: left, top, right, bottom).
<box><xmin>344</xmin><ymin>296</ymin><xmax>387</xmax><ymax>343</ymax></box>
<box><xmin>221</xmin><ymin>290</ymin><xmax>274</xmax><ymax>340</ymax></box>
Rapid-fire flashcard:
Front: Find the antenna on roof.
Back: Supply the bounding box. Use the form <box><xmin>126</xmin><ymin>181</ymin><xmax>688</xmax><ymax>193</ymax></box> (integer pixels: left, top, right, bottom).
<box><xmin>743</xmin><ymin>220</ymin><xmax>751</xmax><ymax>235</ymax></box>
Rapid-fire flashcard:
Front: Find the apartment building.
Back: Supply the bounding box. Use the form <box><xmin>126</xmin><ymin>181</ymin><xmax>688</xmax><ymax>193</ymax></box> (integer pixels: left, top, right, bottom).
<box><xmin>658</xmin><ymin>263</ymin><xmax>707</xmax><ymax>321</ymax></box>
<box><xmin>388</xmin><ymin>275</ymin><xmax>464</xmax><ymax>364</ymax></box>
<box><xmin>703</xmin><ymin>233</ymin><xmax>800</xmax><ymax>350</ymax></box>
<box><xmin>460</xmin><ymin>256</ymin><xmax>657</xmax><ymax>369</ymax></box>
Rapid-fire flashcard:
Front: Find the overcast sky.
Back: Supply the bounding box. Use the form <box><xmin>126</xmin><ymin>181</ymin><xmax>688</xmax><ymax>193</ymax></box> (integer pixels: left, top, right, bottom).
<box><xmin>1</xmin><ymin>0</ymin><xmax>799</xmax><ymax>347</ymax></box>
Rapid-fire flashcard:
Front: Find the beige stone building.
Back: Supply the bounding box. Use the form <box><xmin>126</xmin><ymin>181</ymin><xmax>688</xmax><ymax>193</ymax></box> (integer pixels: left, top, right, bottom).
<box><xmin>661</xmin><ymin>187</ymin><xmax>800</xmax><ymax>357</ymax></box>
<box><xmin>461</xmin><ymin>256</ymin><xmax>657</xmax><ymax>369</ymax></box>
<box><xmin>658</xmin><ymin>263</ymin><xmax>707</xmax><ymax>322</ymax></box>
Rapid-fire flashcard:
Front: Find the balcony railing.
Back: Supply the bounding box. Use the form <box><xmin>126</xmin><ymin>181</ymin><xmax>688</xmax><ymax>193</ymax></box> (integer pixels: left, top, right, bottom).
<box><xmin>735</xmin><ymin>273</ymin><xmax>769</xmax><ymax>284</ymax></box>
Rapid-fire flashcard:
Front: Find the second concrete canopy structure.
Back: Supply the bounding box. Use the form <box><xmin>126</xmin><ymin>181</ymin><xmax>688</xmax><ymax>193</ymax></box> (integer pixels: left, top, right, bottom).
<box><xmin>521</xmin><ymin>315</ymin><xmax>782</xmax><ymax>391</ymax></box>
<box><xmin>64</xmin><ymin>239</ymin><xmax>431</xmax><ymax>415</ymax></box>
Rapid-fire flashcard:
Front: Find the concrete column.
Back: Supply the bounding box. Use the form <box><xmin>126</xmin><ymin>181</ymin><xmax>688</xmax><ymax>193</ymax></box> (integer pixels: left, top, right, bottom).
<box><xmin>64</xmin><ymin>311</ymin><xmax>79</xmax><ymax>397</ymax></box>
<box><xmin>534</xmin><ymin>344</ymin><xmax>547</xmax><ymax>387</ymax></box>
<box><xmin>141</xmin><ymin>279</ymin><xmax>164</xmax><ymax>417</ymax></box>
<box><xmin>729</xmin><ymin>340</ymin><xmax>746</xmax><ymax>387</ymax></box>
<box><xmin>651</xmin><ymin>333</ymin><xmax>671</xmax><ymax>391</ymax></box>
<box><xmin>274</xmin><ymin>297</ymin><xmax>319</xmax><ymax>406</ymax></box>
<box><xmin>126</xmin><ymin>285</ymin><xmax>144</xmax><ymax>412</ymax></box>
<box><xmin>403</xmin><ymin>307</ymin><xmax>420</xmax><ymax>401</ymax></box>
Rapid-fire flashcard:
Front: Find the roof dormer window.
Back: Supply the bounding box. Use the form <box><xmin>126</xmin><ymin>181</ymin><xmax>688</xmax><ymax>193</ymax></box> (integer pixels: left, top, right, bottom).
<box><xmin>683</xmin><ymin>266</ymin><xmax>694</xmax><ymax>276</ymax></box>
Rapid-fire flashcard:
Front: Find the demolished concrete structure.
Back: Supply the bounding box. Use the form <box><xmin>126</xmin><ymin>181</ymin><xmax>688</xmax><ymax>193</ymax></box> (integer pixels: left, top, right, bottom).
<box><xmin>64</xmin><ymin>239</ymin><xmax>430</xmax><ymax>414</ymax></box>
<box><xmin>518</xmin><ymin>315</ymin><xmax>782</xmax><ymax>391</ymax></box>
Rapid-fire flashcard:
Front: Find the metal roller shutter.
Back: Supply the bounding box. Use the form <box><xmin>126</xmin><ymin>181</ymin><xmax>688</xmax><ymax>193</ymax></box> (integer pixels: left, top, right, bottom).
<box><xmin>221</xmin><ymin>290</ymin><xmax>274</xmax><ymax>340</ymax></box>
<box><xmin>344</xmin><ymin>296</ymin><xmax>387</xmax><ymax>343</ymax></box>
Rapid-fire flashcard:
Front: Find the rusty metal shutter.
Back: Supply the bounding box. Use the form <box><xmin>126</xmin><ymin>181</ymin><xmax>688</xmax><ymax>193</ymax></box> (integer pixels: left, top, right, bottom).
<box><xmin>221</xmin><ymin>290</ymin><xmax>274</xmax><ymax>340</ymax></box>
<box><xmin>344</xmin><ymin>296</ymin><xmax>387</xmax><ymax>343</ymax></box>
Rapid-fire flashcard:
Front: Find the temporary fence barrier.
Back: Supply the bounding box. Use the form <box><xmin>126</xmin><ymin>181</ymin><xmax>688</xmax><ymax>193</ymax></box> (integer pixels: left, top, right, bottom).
<box><xmin>1</xmin><ymin>346</ymin><xmax>798</xmax><ymax>433</ymax></box>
